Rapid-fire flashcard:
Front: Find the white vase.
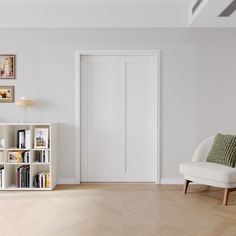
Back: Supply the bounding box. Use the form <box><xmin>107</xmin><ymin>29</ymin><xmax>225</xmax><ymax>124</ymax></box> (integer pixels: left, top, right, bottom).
<box><xmin>0</xmin><ymin>138</ymin><xmax>4</xmax><ymax>148</ymax></box>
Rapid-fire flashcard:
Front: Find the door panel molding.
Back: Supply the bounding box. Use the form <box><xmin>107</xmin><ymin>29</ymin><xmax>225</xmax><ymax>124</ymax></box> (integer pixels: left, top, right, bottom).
<box><xmin>76</xmin><ymin>50</ymin><xmax>161</xmax><ymax>184</ymax></box>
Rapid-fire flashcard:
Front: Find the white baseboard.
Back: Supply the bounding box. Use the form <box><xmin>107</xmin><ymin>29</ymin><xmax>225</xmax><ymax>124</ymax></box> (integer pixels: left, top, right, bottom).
<box><xmin>58</xmin><ymin>177</ymin><xmax>187</xmax><ymax>185</ymax></box>
<box><xmin>58</xmin><ymin>177</ymin><xmax>76</xmax><ymax>184</ymax></box>
<box><xmin>160</xmin><ymin>178</ymin><xmax>184</xmax><ymax>185</ymax></box>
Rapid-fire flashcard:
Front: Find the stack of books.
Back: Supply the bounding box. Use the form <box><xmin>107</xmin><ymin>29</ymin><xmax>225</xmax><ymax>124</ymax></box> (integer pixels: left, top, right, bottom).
<box><xmin>22</xmin><ymin>151</ymin><xmax>30</xmax><ymax>163</ymax></box>
<box><xmin>8</xmin><ymin>151</ymin><xmax>30</xmax><ymax>163</ymax></box>
<box><xmin>16</xmin><ymin>165</ymin><xmax>30</xmax><ymax>188</ymax></box>
<box><xmin>0</xmin><ymin>167</ymin><xmax>4</xmax><ymax>188</ymax></box>
<box><xmin>17</xmin><ymin>130</ymin><xmax>30</xmax><ymax>149</ymax></box>
<box><xmin>33</xmin><ymin>172</ymin><xmax>50</xmax><ymax>188</ymax></box>
<box><xmin>37</xmin><ymin>150</ymin><xmax>50</xmax><ymax>163</ymax></box>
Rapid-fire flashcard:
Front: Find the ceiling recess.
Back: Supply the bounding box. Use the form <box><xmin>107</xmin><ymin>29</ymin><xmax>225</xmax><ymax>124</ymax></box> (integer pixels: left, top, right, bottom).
<box><xmin>219</xmin><ymin>0</ymin><xmax>236</xmax><ymax>17</ymax></box>
<box><xmin>192</xmin><ymin>0</ymin><xmax>204</xmax><ymax>14</ymax></box>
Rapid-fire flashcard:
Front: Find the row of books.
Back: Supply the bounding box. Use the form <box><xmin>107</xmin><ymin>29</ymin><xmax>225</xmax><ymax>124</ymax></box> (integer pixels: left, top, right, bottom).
<box><xmin>7</xmin><ymin>151</ymin><xmax>50</xmax><ymax>163</ymax></box>
<box><xmin>8</xmin><ymin>151</ymin><xmax>30</xmax><ymax>163</ymax></box>
<box><xmin>0</xmin><ymin>167</ymin><xmax>50</xmax><ymax>188</ymax></box>
<box><xmin>33</xmin><ymin>172</ymin><xmax>50</xmax><ymax>188</ymax></box>
<box><xmin>17</xmin><ymin>130</ymin><xmax>30</xmax><ymax>149</ymax></box>
<box><xmin>36</xmin><ymin>150</ymin><xmax>50</xmax><ymax>163</ymax></box>
<box><xmin>16</xmin><ymin>165</ymin><xmax>30</xmax><ymax>188</ymax></box>
<box><xmin>0</xmin><ymin>167</ymin><xmax>4</xmax><ymax>188</ymax></box>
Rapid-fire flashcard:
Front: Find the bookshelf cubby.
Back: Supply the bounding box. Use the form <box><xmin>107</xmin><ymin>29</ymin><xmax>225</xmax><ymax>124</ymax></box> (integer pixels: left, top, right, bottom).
<box><xmin>0</xmin><ymin>123</ymin><xmax>57</xmax><ymax>190</ymax></box>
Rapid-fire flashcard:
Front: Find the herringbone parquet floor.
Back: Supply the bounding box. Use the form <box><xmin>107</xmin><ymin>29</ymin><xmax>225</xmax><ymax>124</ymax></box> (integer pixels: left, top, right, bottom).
<box><xmin>1</xmin><ymin>184</ymin><xmax>236</xmax><ymax>236</ymax></box>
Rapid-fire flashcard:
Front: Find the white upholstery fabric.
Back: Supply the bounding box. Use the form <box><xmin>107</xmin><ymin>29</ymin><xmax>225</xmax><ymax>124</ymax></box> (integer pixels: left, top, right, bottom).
<box><xmin>179</xmin><ymin>135</ymin><xmax>236</xmax><ymax>189</ymax></box>
<box><xmin>183</xmin><ymin>175</ymin><xmax>236</xmax><ymax>189</ymax></box>
<box><xmin>180</xmin><ymin>162</ymin><xmax>236</xmax><ymax>186</ymax></box>
<box><xmin>192</xmin><ymin>136</ymin><xmax>214</xmax><ymax>162</ymax></box>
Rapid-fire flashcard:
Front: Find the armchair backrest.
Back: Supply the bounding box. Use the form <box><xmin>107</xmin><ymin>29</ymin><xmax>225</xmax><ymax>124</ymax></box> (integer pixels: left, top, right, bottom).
<box><xmin>192</xmin><ymin>136</ymin><xmax>215</xmax><ymax>162</ymax></box>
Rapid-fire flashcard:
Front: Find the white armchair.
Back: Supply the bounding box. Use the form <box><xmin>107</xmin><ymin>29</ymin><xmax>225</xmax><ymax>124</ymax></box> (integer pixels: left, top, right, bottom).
<box><xmin>180</xmin><ymin>136</ymin><xmax>236</xmax><ymax>206</ymax></box>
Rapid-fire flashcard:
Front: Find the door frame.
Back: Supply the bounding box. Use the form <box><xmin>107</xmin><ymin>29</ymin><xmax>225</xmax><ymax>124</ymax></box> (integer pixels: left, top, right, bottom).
<box><xmin>75</xmin><ymin>50</ymin><xmax>162</xmax><ymax>184</ymax></box>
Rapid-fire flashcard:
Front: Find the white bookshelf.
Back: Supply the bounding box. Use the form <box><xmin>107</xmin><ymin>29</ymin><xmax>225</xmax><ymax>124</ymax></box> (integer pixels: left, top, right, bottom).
<box><xmin>0</xmin><ymin>123</ymin><xmax>57</xmax><ymax>191</ymax></box>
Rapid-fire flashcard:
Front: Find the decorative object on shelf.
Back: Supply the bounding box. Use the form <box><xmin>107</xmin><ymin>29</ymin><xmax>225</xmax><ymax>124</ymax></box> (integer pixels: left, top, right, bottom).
<box><xmin>16</xmin><ymin>97</ymin><xmax>33</xmax><ymax>122</ymax></box>
<box><xmin>0</xmin><ymin>55</ymin><xmax>16</xmax><ymax>79</ymax></box>
<box><xmin>0</xmin><ymin>86</ymin><xmax>14</xmax><ymax>103</ymax></box>
<box><xmin>34</xmin><ymin>128</ymin><xmax>49</xmax><ymax>149</ymax></box>
<box><xmin>0</xmin><ymin>138</ymin><xmax>4</xmax><ymax>148</ymax></box>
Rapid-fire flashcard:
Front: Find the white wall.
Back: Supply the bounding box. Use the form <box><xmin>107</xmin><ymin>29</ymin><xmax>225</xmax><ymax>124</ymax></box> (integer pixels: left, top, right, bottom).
<box><xmin>0</xmin><ymin>29</ymin><xmax>235</xmax><ymax>183</ymax></box>
<box><xmin>0</xmin><ymin>2</ymin><xmax>187</xmax><ymax>28</ymax></box>
<box><xmin>197</xmin><ymin>41</ymin><xmax>236</xmax><ymax>142</ymax></box>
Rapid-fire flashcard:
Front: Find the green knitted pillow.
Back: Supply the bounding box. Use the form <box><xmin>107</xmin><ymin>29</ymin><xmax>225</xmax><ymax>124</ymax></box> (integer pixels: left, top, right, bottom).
<box><xmin>207</xmin><ymin>134</ymin><xmax>236</xmax><ymax>168</ymax></box>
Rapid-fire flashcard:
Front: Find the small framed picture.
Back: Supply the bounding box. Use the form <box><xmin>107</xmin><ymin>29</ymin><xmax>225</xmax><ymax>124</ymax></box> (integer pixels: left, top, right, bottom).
<box><xmin>34</xmin><ymin>128</ymin><xmax>49</xmax><ymax>149</ymax></box>
<box><xmin>0</xmin><ymin>86</ymin><xmax>14</xmax><ymax>103</ymax></box>
<box><xmin>0</xmin><ymin>55</ymin><xmax>16</xmax><ymax>79</ymax></box>
<box><xmin>8</xmin><ymin>152</ymin><xmax>20</xmax><ymax>163</ymax></box>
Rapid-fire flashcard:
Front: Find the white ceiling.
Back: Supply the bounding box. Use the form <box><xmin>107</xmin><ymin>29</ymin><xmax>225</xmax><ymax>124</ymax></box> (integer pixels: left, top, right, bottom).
<box><xmin>0</xmin><ymin>0</ymin><xmax>235</xmax><ymax>28</ymax></box>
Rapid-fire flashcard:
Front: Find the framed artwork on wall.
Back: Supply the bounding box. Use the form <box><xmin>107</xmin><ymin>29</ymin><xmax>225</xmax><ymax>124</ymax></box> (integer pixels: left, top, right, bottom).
<box><xmin>0</xmin><ymin>55</ymin><xmax>16</xmax><ymax>79</ymax></box>
<box><xmin>0</xmin><ymin>86</ymin><xmax>15</xmax><ymax>103</ymax></box>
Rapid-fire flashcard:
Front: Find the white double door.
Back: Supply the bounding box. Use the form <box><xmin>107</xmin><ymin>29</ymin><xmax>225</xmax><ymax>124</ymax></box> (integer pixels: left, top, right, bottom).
<box><xmin>81</xmin><ymin>54</ymin><xmax>157</xmax><ymax>182</ymax></box>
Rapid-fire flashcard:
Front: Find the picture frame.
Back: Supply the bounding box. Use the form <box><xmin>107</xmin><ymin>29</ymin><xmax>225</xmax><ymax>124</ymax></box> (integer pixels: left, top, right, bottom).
<box><xmin>0</xmin><ymin>86</ymin><xmax>15</xmax><ymax>103</ymax></box>
<box><xmin>8</xmin><ymin>152</ymin><xmax>20</xmax><ymax>163</ymax></box>
<box><xmin>0</xmin><ymin>55</ymin><xmax>16</xmax><ymax>79</ymax></box>
<box><xmin>34</xmin><ymin>128</ymin><xmax>49</xmax><ymax>149</ymax></box>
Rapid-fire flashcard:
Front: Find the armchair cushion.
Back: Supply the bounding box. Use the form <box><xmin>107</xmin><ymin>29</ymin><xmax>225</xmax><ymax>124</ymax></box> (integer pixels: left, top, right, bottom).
<box><xmin>207</xmin><ymin>134</ymin><xmax>236</xmax><ymax>168</ymax></box>
<box><xmin>180</xmin><ymin>161</ymin><xmax>236</xmax><ymax>184</ymax></box>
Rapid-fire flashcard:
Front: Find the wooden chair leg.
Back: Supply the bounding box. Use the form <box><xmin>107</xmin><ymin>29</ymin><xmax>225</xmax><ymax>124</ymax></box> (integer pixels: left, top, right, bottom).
<box><xmin>183</xmin><ymin>180</ymin><xmax>191</xmax><ymax>194</ymax></box>
<box><xmin>223</xmin><ymin>188</ymin><xmax>230</xmax><ymax>206</ymax></box>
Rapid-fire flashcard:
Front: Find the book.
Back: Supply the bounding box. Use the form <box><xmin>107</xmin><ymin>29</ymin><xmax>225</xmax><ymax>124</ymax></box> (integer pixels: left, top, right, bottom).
<box><xmin>37</xmin><ymin>150</ymin><xmax>49</xmax><ymax>163</ymax></box>
<box><xmin>16</xmin><ymin>165</ymin><xmax>30</xmax><ymax>188</ymax></box>
<box><xmin>17</xmin><ymin>130</ymin><xmax>25</xmax><ymax>149</ymax></box>
<box><xmin>0</xmin><ymin>167</ymin><xmax>4</xmax><ymax>188</ymax></box>
<box><xmin>33</xmin><ymin>172</ymin><xmax>50</xmax><ymax>188</ymax></box>
<box><xmin>25</xmin><ymin>130</ymin><xmax>30</xmax><ymax>149</ymax></box>
<box><xmin>16</xmin><ymin>152</ymin><xmax>21</xmax><ymax>163</ymax></box>
<box><xmin>17</xmin><ymin>129</ymin><xmax>30</xmax><ymax>149</ymax></box>
<box><xmin>46</xmin><ymin>173</ymin><xmax>50</xmax><ymax>188</ymax></box>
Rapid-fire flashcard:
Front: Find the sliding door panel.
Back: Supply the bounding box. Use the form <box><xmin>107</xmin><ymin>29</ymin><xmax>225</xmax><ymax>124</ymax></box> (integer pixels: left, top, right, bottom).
<box><xmin>118</xmin><ymin>56</ymin><xmax>156</xmax><ymax>181</ymax></box>
<box><xmin>81</xmin><ymin>56</ymin><xmax>117</xmax><ymax>182</ymax></box>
